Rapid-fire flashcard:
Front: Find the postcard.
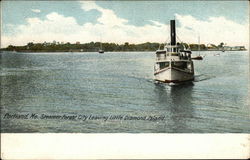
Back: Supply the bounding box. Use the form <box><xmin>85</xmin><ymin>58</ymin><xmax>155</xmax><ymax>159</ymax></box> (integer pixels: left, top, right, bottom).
<box><xmin>1</xmin><ymin>0</ymin><xmax>249</xmax><ymax>159</ymax></box>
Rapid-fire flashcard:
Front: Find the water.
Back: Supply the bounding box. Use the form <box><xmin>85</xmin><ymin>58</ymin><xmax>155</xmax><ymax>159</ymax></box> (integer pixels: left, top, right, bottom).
<box><xmin>1</xmin><ymin>51</ymin><xmax>249</xmax><ymax>133</ymax></box>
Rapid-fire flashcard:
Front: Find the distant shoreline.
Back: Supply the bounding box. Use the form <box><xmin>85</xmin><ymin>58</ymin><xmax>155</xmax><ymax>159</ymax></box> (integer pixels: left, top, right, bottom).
<box><xmin>0</xmin><ymin>50</ymin><xmax>247</xmax><ymax>53</ymax></box>
<box><xmin>1</xmin><ymin>42</ymin><xmax>246</xmax><ymax>53</ymax></box>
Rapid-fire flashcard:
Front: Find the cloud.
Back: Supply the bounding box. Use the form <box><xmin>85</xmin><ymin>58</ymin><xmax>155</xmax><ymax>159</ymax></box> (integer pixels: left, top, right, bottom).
<box><xmin>175</xmin><ymin>14</ymin><xmax>249</xmax><ymax>47</ymax></box>
<box><xmin>80</xmin><ymin>1</ymin><xmax>101</xmax><ymax>11</ymax></box>
<box><xmin>2</xmin><ymin>12</ymin><xmax>84</xmax><ymax>47</ymax></box>
<box><xmin>31</xmin><ymin>9</ymin><xmax>41</xmax><ymax>13</ymax></box>
<box><xmin>1</xmin><ymin>2</ymin><xmax>248</xmax><ymax>48</ymax></box>
<box><xmin>80</xmin><ymin>1</ymin><xmax>128</xmax><ymax>27</ymax></box>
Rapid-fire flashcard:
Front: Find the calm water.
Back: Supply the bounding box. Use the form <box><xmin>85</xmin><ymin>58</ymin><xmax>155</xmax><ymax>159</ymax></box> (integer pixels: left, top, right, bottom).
<box><xmin>1</xmin><ymin>51</ymin><xmax>249</xmax><ymax>133</ymax></box>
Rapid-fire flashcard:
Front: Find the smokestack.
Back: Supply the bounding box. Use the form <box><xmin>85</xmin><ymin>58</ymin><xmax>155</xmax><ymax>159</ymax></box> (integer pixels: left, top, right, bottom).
<box><xmin>170</xmin><ymin>20</ymin><xmax>176</xmax><ymax>46</ymax></box>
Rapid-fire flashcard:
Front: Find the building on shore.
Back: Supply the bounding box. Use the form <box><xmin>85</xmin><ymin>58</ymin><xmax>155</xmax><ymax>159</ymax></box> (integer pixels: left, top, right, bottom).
<box><xmin>224</xmin><ymin>46</ymin><xmax>246</xmax><ymax>51</ymax></box>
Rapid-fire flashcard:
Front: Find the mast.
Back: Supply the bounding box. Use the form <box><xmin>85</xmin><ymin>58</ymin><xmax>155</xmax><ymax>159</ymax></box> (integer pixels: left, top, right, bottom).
<box><xmin>198</xmin><ymin>35</ymin><xmax>200</xmax><ymax>55</ymax></box>
<box><xmin>100</xmin><ymin>36</ymin><xmax>102</xmax><ymax>50</ymax></box>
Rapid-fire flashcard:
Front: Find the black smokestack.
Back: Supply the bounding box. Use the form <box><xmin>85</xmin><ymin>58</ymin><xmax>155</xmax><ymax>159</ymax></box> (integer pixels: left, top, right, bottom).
<box><xmin>170</xmin><ymin>20</ymin><xmax>176</xmax><ymax>46</ymax></box>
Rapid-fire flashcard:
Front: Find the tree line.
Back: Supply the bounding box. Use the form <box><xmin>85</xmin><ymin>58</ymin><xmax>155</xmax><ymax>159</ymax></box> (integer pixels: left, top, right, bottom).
<box><xmin>1</xmin><ymin>41</ymin><xmax>223</xmax><ymax>52</ymax></box>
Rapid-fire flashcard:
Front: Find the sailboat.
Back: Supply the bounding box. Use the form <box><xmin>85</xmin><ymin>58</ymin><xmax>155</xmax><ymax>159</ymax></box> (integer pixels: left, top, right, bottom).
<box><xmin>154</xmin><ymin>20</ymin><xmax>194</xmax><ymax>83</ymax></box>
<box><xmin>98</xmin><ymin>39</ymin><xmax>104</xmax><ymax>54</ymax></box>
<box><xmin>221</xmin><ymin>43</ymin><xmax>226</xmax><ymax>52</ymax></box>
<box><xmin>192</xmin><ymin>35</ymin><xmax>203</xmax><ymax>60</ymax></box>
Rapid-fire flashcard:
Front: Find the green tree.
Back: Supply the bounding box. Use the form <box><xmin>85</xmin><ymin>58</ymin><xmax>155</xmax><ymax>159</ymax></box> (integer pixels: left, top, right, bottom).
<box><xmin>218</xmin><ymin>42</ymin><xmax>224</xmax><ymax>48</ymax></box>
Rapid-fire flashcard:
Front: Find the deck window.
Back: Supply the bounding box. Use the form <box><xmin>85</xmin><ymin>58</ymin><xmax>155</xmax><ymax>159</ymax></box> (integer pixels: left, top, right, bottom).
<box><xmin>159</xmin><ymin>62</ymin><xmax>169</xmax><ymax>69</ymax></box>
<box><xmin>171</xmin><ymin>61</ymin><xmax>187</xmax><ymax>69</ymax></box>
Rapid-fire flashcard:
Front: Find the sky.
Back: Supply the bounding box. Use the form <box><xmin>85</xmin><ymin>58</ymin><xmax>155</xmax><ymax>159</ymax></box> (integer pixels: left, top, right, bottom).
<box><xmin>1</xmin><ymin>1</ymin><xmax>249</xmax><ymax>48</ymax></box>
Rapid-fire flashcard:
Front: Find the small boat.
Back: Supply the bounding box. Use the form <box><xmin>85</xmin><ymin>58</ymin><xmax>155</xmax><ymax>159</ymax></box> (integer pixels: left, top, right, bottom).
<box><xmin>214</xmin><ymin>53</ymin><xmax>220</xmax><ymax>56</ymax></box>
<box><xmin>192</xmin><ymin>55</ymin><xmax>203</xmax><ymax>60</ymax></box>
<box><xmin>154</xmin><ymin>20</ymin><xmax>194</xmax><ymax>83</ymax></box>
<box><xmin>98</xmin><ymin>49</ymin><xmax>104</xmax><ymax>53</ymax></box>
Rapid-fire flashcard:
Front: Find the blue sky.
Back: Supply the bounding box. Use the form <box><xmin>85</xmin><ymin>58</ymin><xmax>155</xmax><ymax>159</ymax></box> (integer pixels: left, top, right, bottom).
<box><xmin>1</xmin><ymin>1</ymin><xmax>249</xmax><ymax>47</ymax></box>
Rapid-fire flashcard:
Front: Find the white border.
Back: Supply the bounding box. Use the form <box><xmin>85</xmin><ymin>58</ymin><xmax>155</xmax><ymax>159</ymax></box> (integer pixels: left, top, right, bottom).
<box><xmin>1</xmin><ymin>133</ymin><xmax>250</xmax><ymax>159</ymax></box>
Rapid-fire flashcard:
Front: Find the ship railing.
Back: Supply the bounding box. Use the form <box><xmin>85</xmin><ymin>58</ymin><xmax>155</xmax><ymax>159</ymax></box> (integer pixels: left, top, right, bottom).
<box><xmin>156</xmin><ymin>56</ymin><xmax>180</xmax><ymax>61</ymax></box>
<box><xmin>156</xmin><ymin>52</ymin><xmax>179</xmax><ymax>56</ymax></box>
<box><xmin>164</xmin><ymin>45</ymin><xmax>179</xmax><ymax>48</ymax></box>
<box><xmin>156</xmin><ymin>57</ymin><xmax>167</xmax><ymax>61</ymax></box>
<box><xmin>156</xmin><ymin>52</ymin><xmax>179</xmax><ymax>60</ymax></box>
<box><xmin>167</xmin><ymin>52</ymin><xmax>179</xmax><ymax>56</ymax></box>
<box><xmin>156</xmin><ymin>55</ymin><xmax>192</xmax><ymax>61</ymax></box>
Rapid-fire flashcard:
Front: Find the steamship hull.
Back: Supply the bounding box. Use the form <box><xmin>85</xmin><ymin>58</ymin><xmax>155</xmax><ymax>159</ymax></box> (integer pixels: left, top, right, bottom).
<box><xmin>154</xmin><ymin>67</ymin><xmax>194</xmax><ymax>83</ymax></box>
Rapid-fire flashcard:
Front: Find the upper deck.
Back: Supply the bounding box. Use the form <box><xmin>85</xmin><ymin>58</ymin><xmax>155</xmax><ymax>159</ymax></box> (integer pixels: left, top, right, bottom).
<box><xmin>155</xmin><ymin>48</ymin><xmax>192</xmax><ymax>62</ymax></box>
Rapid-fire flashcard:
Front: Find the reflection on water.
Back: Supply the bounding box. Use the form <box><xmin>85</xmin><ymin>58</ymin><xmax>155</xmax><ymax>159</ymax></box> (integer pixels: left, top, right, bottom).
<box><xmin>154</xmin><ymin>83</ymin><xmax>194</xmax><ymax>132</ymax></box>
<box><xmin>169</xmin><ymin>83</ymin><xmax>194</xmax><ymax>132</ymax></box>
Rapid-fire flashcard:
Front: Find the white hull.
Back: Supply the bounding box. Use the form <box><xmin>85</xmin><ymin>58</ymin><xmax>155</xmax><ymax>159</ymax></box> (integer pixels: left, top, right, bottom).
<box><xmin>154</xmin><ymin>67</ymin><xmax>194</xmax><ymax>83</ymax></box>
